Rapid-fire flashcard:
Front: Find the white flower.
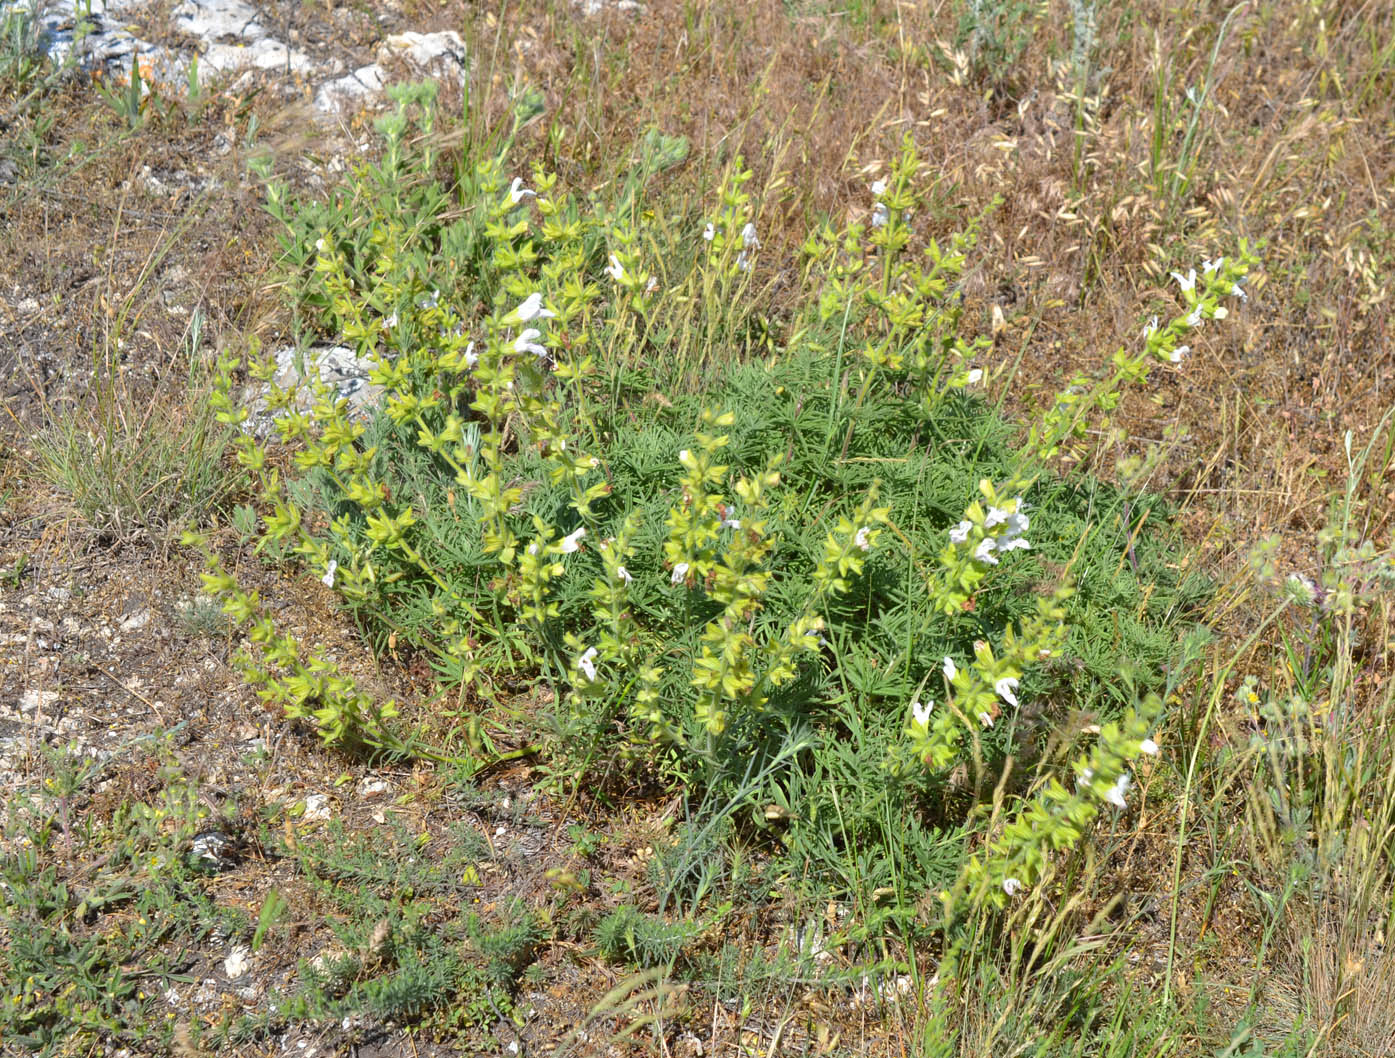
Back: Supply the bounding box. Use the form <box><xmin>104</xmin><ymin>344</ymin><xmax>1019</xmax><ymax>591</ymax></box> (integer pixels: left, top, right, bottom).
<box><xmin>995</xmin><ymin>511</ymin><xmax>1030</xmax><ymax>552</ymax></box>
<box><xmin>994</xmin><ymin>676</ymin><xmax>1020</xmax><ymax>708</ymax></box>
<box><xmin>985</xmin><ymin>506</ymin><xmax>1010</xmax><ymax>529</ymax></box>
<box><xmin>721</xmin><ymin>518</ymin><xmax>742</xmax><ymax>530</ymax></box>
<box><xmin>736</xmin><ymin>250</ymin><xmax>751</xmax><ymax>272</ymax></box>
<box><xmin>1076</xmin><ymin>767</ymin><xmax>1094</xmax><ymax>790</ymax></box>
<box><xmin>644</xmin><ymin>276</ymin><xmax>659</xmax><ymax>295</ymax></box>
<box><xmin>973</xmin><ymin>538</ymin><xmax>999</xmax><ymax>565</ymax></box>
<box><xmin>943</xmin><ymin>656</ymin><xmax>957</xmax><ymax>682</ymax></box>
<box><xmin>1202</xmin><ymin>256</ymin><xmax>1224</xmax><ymax>275</ymax></box>
<box><xmin>616</xmin><ymin>566</ymin><xmax>633</xmax><ymax>585</ymax></box>
<box><xmin>1232</xmin><ymin>280</ymin><xmax>1247</xmax><ymax>302</ymax></box>
<box><xmin>1140</xmin><ymin>737</ymin><xmax>1159</xmax><ymax>756</ymax></box>
<box><xmin>703</xmin><ymin>222</ymin><xmax>715</xmax><ymax>241</ymax></box>
<box><xmin>678</xmin><ymin>449</ymin><xmax>691</xmax><ymax>463</ymax></box>
<box><xmin>1142</xmin><ymin>315</ymin><xmax>1159</xmax><ymax>339</ymax></box>
<box><xmin>949</xmin><ymin>520</ymin><xmax>972</xmax><ymax>545</ymax></box>
<box><xmin>515</xmin><ymin>292</ymin><xmax>555</xmax><ymax>322</ymax></box>
<box><xmin>464</xmin><ymin>341</ymin><xmax>478</xmax><ymax>367</ymax></box>
<box><xmin>1169</xmin><ymin>344</ymin><xmax>1190</xmax><ymax>363</ymax></box>
<box><xmin>384</xmin><ymin>311</ymin><xmax>399</xmax><ymax>330</ymax></box>
<box><xmin>911</xmin><ymin>698</ymin><xmax>933</xmax><ymax>727</ymax></box>
<box><xmin>978</xmin><ymin>711</ymin><xmax>995</xmax><ymax>728</ymax></box>
<box><xmin>527</xmin><ymin>542</ymin><xmax>540</xmax><ymax>556</ymax></box>
<box><xmin>559</xmin><ymin>527</ymin><xmax>586</xmax><ymax>554</ymax></box>
<box><xmin>605</xmin><ymin>254</ymin><xmax>625</xmax><ymax>281</ymax></box>
<box><xmin>416</xmin><ymin>289</ymin><xmax>441</xmax><ymax>309</ymax></box>
<box><xmin>671</xmin><ymin>562</ymin><xmax>690</xmax><ymax>585</ymax></box>
<box><xmin>513</xmin><ymin>328</ymin><xmax>547</xmax><ymax>359</ymax></box>
<box><xmin>1186</xmin><ymin>306</ymin><xmax>1204</xmax><ymax>328</ymax></box>
<box><xmin>577</xmin><ymin>646</ymin><xmax>599</xmax><ymax>682</ymax></box>
<box><xmin>871</xmin><ymin>203</ymin><xmax>889</xmax><ymax>228</ymax></box>
<box><xmin>508</xmin><ymin>177</ymin><xmax>535</xmax><ymax>204</ymax></box>
<box><xmin>853</xmin><ymin>526</ymin><xmax>872</xmax><ymax>551</ymax></box>
<box><xmin>1104</xmin><ymin>772</ymin><xmax>1132</xmax><ymax>809</ymax></box>
<box><xmin>1002</xmin><ymin>877</ymin><xmax>1023</xmax><ymax>897</ymax></box>
<box><xmin>871</xmin><ymin>179</ymin><xmax>887</xmax><ymax>196</ymax></box>
<box><xmin>742</xmin><ymin>222</ymin><xmax>760</xmax><ymax>249</ymax></box>
<box><xmin>314</xmin><ymin>236</ymin><xmax>327</xmax><ymax>253</ymax></box>
<box><xmin>321</xmin><ymin>560</ymin><xmax>337</xmax><ymax>588</ymax></box>
<box><xmin>966</xmin><ymin>368</ymin><xmax>983</xmax><ymax>384</ymax></box>
<box><xmin>1170</xmin><ymin>268</ymin><xmax>1197</xmax><ymax>293</ymax></box>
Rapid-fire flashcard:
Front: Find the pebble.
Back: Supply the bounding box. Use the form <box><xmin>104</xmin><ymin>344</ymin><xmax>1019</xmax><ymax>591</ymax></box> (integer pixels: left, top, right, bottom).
<box><xmin>223</xmin><ymin>944</ymin><xmax>252</xmax><ymax>979</ymax></box>
<box><xmin>19</xmin><ymin>689</ymin><xmax>60</xmax><ymax>713</ymax></box>
<box><xmin>302</xmin><ymin>792</ymin><xmax>331</xmax><ymax>821</ymax></box>
<box><xmin>357</xmin><ymin>777</ymin><xmax>391</xmax><ymax>797</ymax></box>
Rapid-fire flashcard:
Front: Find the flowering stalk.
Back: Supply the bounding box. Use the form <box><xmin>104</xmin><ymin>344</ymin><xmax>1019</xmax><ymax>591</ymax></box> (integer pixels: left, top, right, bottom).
<box><xmin>808</xmin><ymin>134</ymin><xmax>994</xmax><ymax>449</ymax></box>
<box><xmin>927</xmin><ymin>477</ymin><xmax>1034</xmax><ymax>616</ymax></box>
<box><xmin>954</xmin><ymin>693</ymin><xmax>1164</xmax><ymax>910</ymax></box>
<box><xmin>1027</xmin><ymin>249</ymin><xmax>1256</xmax><ymax>464</ymax></box>
<box><xmin>904</xmin><ymin>585</ymin><xmax>1072</xmax><ymax>769</ymax></box>
<box><xmin>664</xmin><ymin>412</ymin><xmax>890</xmax><ymax>735</ymax></box>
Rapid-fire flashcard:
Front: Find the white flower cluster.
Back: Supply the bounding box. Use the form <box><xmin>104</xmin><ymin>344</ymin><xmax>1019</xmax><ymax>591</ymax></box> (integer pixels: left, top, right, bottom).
<box><xmin>948</xmin><ymin>499</ymin><xmax>1030</xmax><ymax>567</ymax></box>
<box><xmin>507</xmin><ymin>292</ymin><xmax>557</xmax><ymax>364</ymax></box>
<box><xmin>1148</xmin><ymin>256</ymin><xmax>1247</xmax><ymax>364</ymax></box>
<box><xmin>736</xmin><ymin>222</ymin><xmax>760</xmax><ymax>273</ymax></box>
<box><xmin>1074</xmin><ymin>737</ymin><xmax>1158</xmax><ymax>810</ymax></box>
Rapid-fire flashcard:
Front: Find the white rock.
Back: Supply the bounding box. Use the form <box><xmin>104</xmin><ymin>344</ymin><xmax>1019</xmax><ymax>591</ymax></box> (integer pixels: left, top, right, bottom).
<box><xmin>357</xmin><ymin>778</ymin><xmax>391</xmax><ymax>798</ymax></box>
<box><xmin>223</xmin><ymin>945</ymin><xmax>252</xmax><ymax>978</ymax></box>
<box><xmin>19</xmin><ymin>689</ymin><xmax>60</xmax><ymax>713</ymax></box>
<box><xmin>302</xmin><ymin>793</ymin><xmax>331</xmax><ymax>821</ymax></box>
<box><xmin>173</xmin><ymin>0</ymin><xmax>266</xmax><ymax>42</ymax></box>
<box><xmin>201</xmin><ymin>37</ymin><xmax>313</xmax><ymax>76</ymax></box>
<box><xmin>314</xmin><ymin>64</ymin><xmax>387</xmax><ymax>113</ymax></box>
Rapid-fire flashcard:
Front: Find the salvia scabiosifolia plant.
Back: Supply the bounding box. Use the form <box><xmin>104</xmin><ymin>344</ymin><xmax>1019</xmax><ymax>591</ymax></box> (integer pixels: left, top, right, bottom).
<box><xmin>187</xmin><ymin>79</ymin><xmax>1254</xmax><ymax>1026</ymax></box>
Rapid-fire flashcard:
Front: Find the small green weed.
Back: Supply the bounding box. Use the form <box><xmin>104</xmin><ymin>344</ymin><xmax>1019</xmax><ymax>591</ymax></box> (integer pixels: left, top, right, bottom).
<box><xmin>280</xmin><ymin>819</ymin><xmax>538</xmax><ymax>1039</ymax></box>
<box><xmin>0</xmin><ymin>740</ymin><xmax>243</xmax><ymax>1056</ymax></box>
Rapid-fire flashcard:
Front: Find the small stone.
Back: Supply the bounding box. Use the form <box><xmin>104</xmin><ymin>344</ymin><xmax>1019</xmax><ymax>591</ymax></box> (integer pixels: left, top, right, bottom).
<box><xmin>358</xmin><ymin>778</ymin><xmax>391</xmax><ymax>798</ymax></box>
<box><xmin>302</xmin><ymin>793</ymin><xmax>331</xmax><ymax>821</ymax></box>
<box><xmin>19</xmin><ymin>689</ymin><xmax>60</xmax><ymax>713</ymax></box>
<box><xmin>313</xmin><ymin>65</ymin><xmax>387</xmax><ymax>114</ymax></box>
<box><xmin>120</xmin><ymin>610</ymin><xmax>151</xmax><ymax>632</ymax></box>
<box><xmin>223</xmin><ymin>945</ymin><xmax>252</xmax><ymax>979</ymax></box>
